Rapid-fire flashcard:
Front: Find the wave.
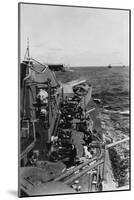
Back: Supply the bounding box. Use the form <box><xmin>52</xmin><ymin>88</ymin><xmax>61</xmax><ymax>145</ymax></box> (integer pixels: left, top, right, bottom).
<box><xmin>119</xmin><ymin>110</ymin><xmax>130</xmax><ymax>115</ymax></box>
<box><xmin>103</xmin><ymin>109</ymin><xmax>129</xmax><ymax>115</ymax></box>
<box><xmin>94</xmin><ymin>90</ymin><xmax>129</xmax><ymax>98</ymax></box>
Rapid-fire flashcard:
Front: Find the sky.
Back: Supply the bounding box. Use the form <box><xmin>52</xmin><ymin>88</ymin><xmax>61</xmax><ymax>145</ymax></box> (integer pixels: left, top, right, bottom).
<box><xmin>20</xmin><ymin>4</ymin><xmax>129</xmax><ymax>66</ymax></box>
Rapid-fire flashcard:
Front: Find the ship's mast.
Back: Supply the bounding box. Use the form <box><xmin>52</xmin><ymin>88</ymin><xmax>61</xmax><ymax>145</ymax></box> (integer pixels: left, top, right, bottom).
<box><xmin>24</xmin><ymin>37</ymin><xmax>30</xmax><ymax>61</ymax></box>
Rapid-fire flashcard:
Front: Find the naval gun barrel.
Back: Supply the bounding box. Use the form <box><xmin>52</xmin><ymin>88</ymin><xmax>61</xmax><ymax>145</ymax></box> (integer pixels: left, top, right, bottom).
<box><xmin>54</xmin><ymin>156</ymin><xmax>99</xmax><ymax>182</ymax></box>
<box><xmin>106</xmin><ymin>137</ymin><xmax>129</xmax><ymax>149</ymax></box>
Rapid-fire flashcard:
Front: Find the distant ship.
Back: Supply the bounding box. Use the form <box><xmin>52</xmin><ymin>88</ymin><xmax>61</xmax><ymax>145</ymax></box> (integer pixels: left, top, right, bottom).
<box><xmin>108</xmin><ymin>64</ymin><xmax>112</xmax><ymax>69</ymax></box>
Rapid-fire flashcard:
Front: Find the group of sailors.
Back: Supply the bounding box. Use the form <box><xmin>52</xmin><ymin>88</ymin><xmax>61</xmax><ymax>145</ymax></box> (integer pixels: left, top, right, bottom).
<box><xmin>47</xmin><ymin>95</ymin><xmax>95</xmax><ymax>166</ymax></box>
<box><xmin>31</xmin><ymin>84</ymin><xmax>95</xmax><ymax>167</ymax></box>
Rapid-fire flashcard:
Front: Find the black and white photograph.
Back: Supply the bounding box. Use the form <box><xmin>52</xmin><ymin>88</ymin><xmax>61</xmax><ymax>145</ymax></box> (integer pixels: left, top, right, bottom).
<box><xmin>19</xmin><ymin>3</ymin><xmax>130</xmax><ymax>197</ymax></box>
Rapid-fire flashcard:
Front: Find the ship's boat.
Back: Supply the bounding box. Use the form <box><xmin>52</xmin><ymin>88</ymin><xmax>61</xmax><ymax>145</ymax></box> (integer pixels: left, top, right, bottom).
<box><xmin>108</xmin><ymin>64</ymin><xmax>112</xmax><ymax>68</ymax></box>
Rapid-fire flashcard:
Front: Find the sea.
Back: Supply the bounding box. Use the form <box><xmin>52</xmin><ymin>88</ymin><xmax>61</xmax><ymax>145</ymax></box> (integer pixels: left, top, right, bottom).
<box><xmin>81</xmin><ymin>66</ymin><xmax>129</xmax><ymax>135</ymax></box>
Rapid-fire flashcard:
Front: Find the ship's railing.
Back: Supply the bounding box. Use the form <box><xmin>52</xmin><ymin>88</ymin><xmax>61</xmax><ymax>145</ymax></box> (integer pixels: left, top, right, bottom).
<box><xmin>63</xmin><ymin>159</ymin><xmax>104</xmax><ymax>185</ymax></box>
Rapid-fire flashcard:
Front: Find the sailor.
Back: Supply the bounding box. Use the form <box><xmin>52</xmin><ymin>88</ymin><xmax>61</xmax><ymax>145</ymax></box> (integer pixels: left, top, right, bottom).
<box><xmin>41</xmin><ymin>108</ymin><xmax>47</xmax><ymax>116</ymax></box>
<box><xmin>68</xmin><ymin>145</ymin><xmax>77</xmax><ymax>167</ymax></box>
<box><xmin>37</xmin><ymin>89</ymin><xmax>48</xmax><ymax>104</ymax></box>
<box><xmin>29</xmin><ymin>154</ymin><xmax>38</xmax><ymax>166</ymax></box>
<box><xmin>51</xmin><ymin>135</ymin><xmax>58</xmax><ymax>144</ymax></box>
<box><xmin>83</xmin><ymin>145</ymin><xmax>92</xmax><ymax>159</ymax></box>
